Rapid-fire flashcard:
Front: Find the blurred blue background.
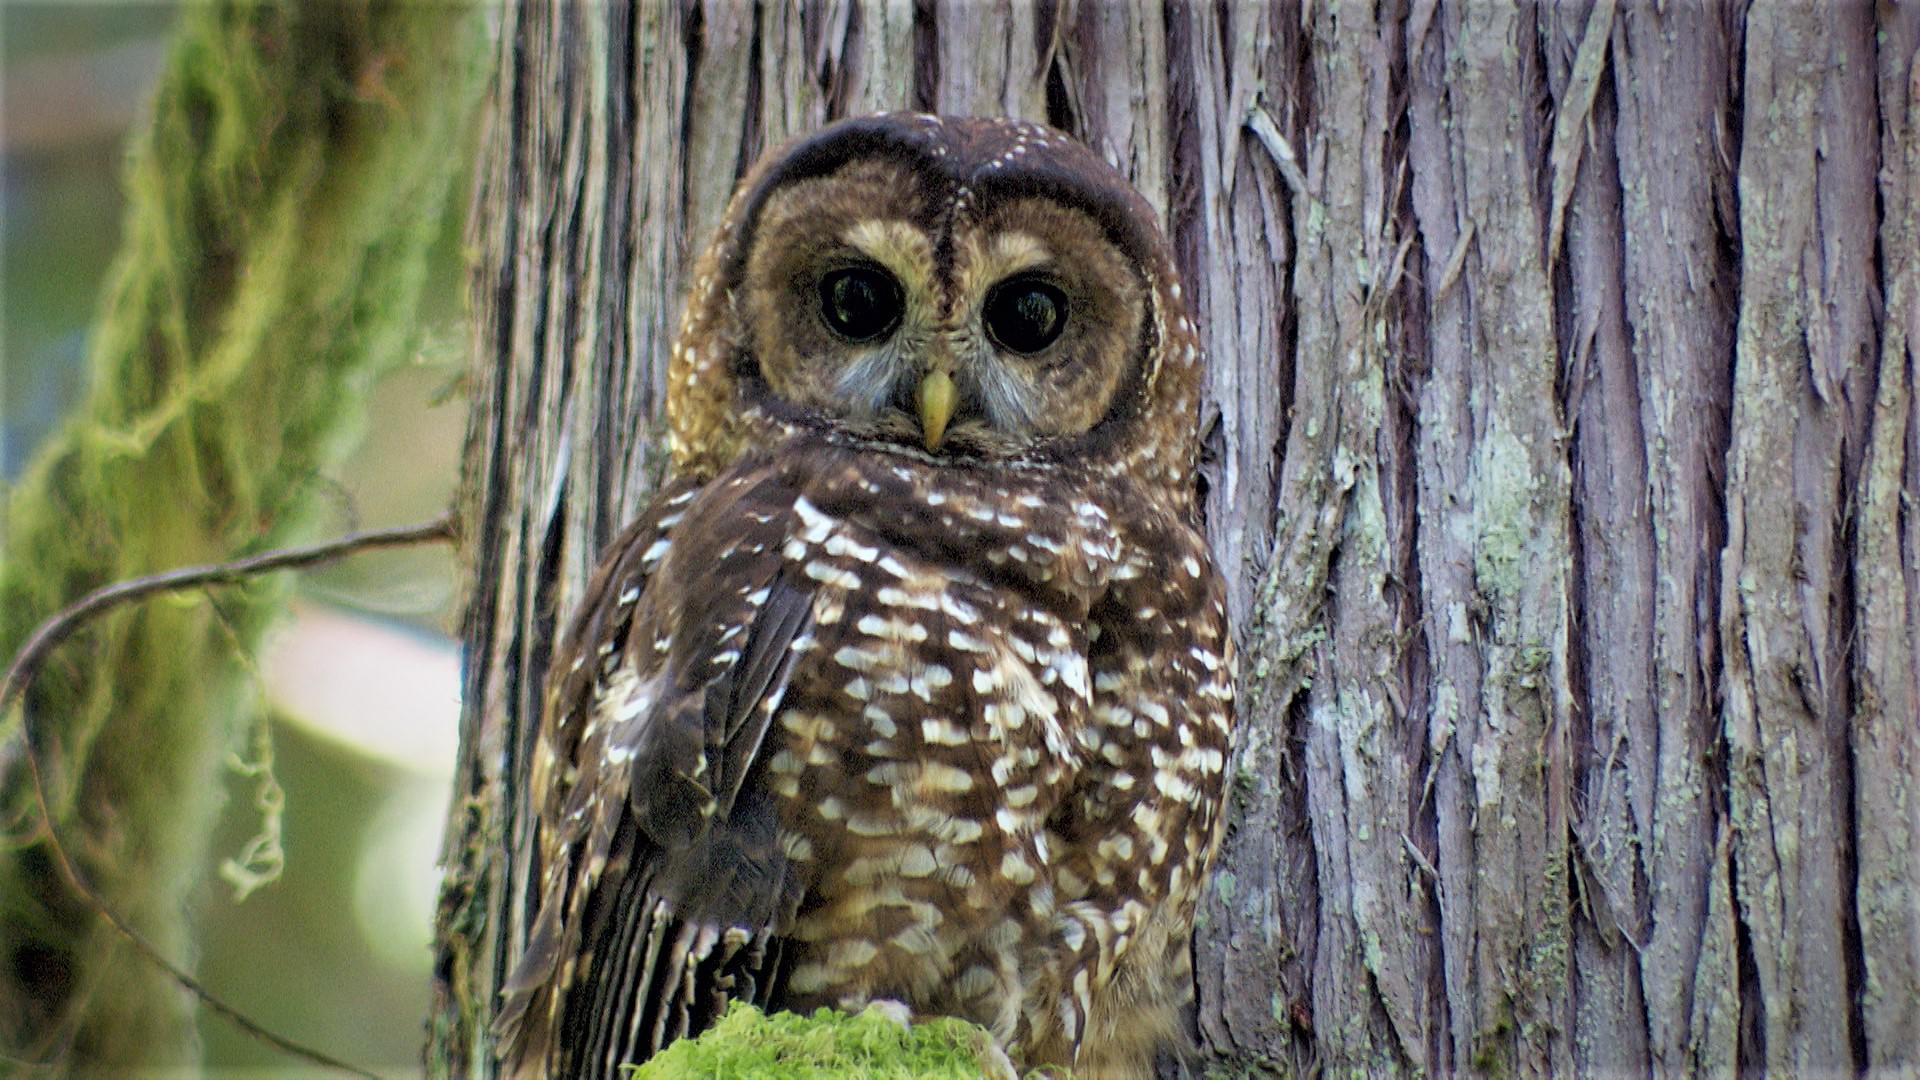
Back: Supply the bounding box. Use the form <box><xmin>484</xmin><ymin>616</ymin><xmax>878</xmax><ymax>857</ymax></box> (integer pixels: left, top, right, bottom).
<box><xmin>3</xmin><ymin>4</ymin><xmax>469</xmax><ymax>1074</ymax></box>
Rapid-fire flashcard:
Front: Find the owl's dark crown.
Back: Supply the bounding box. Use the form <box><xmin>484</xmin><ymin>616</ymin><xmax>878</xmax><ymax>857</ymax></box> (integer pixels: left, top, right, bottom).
<box><xmin>723</xmin><ymin>115</ymin><xmax>1162</xmax><ymax>298</ymax></box>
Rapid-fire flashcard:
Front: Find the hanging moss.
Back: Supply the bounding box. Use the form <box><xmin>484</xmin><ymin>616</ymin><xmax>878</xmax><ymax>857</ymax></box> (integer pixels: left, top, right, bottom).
<box><xmin>0</xmin><ymin>1</ymin><xmax>486</xmax><ymax>1068</ymax></box>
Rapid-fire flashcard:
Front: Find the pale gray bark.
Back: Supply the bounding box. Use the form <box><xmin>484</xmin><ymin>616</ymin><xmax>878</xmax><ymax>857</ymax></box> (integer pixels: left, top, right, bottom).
<box><xmin>433</xmin><ymin>3</ymin><xmax>1920</xmax><ymax>1074</ymax></box>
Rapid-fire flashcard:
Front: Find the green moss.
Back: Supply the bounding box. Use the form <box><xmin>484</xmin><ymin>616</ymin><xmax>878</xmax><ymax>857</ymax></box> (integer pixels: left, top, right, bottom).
<box><xmin>1214</xmin><ymin>869</ymin><xmax>1239</xmax><ymax>906</ymax></box>
<box><xmin>1469</xmin><ymin>425</ymin><xmax>1536</xmax><ymax>603</ymax></box>
<box><xmin>630</xmin><ymin>1002</ymin><xmax>1024</xmax><ymax>1079</ymax></box>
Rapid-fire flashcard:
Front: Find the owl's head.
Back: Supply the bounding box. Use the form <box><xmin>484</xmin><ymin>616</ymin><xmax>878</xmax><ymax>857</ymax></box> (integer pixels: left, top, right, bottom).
<box><xmin>669</xmin><ymin>115</ymin><xmax>1203</xmax><ymax>499</ymax></box>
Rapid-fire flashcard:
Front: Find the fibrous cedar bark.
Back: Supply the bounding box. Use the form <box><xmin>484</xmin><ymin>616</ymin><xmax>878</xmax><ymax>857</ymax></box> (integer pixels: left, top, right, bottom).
<box><xmin>434</xmin><ymin>2</ymin><xmax>1920</xmax><ymax>1075</ymax></box>
<box><xmin>0</xmin><ymin>2</ymin><xmax>484</xmax><ymax>1068</ymax></box>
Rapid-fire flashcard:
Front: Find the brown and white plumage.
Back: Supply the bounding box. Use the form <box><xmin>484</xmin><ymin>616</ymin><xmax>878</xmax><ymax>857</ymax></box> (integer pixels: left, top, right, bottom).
<box><xmin>495</xmin><ymin>114</ymin><xmax>1234</xmax><ymax>1077</ymax></box>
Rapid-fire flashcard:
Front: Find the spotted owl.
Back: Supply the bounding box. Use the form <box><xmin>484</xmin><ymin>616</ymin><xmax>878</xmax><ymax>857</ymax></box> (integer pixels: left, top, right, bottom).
<box><xmin>493</xmin><ymin>114</ymin><xmax>1235</xmax><ymax>1077</ymax></box>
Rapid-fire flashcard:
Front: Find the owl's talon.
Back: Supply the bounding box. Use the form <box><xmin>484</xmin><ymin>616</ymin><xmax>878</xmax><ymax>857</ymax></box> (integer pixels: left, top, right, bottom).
<box><xmin>857</xmin><ymin>997</ymin><xmax>915</xmax><ymax>1031</ymax></box>
<box><xmin>978</xmin><ymin>1040</ymin><xmax>1019</xmax><ymax>1080</ymax></box>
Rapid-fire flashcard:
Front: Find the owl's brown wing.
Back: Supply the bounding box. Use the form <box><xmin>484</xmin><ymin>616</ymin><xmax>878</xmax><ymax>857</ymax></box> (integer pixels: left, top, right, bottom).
<box><xmin>494</xmin><ymin>469</ymin><xmax>817</xmax><ymax>1077</ymax></box>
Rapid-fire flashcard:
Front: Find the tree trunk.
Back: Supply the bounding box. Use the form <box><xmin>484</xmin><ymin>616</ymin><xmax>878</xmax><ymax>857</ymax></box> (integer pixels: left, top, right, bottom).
<box><xmin>0</xmin><ymin>3</ymin><xmax>485</xmax><ymax>1069</ymax></box>
<box><xmin>434</xmin><ymin>2</ymin><xmax>1920</xmax><ymax>1074</ymax></box>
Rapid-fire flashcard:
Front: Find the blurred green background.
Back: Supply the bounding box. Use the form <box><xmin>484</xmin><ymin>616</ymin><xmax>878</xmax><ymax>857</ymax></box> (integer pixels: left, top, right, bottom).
<box><xmin>4</xmin><ymin>4</ymin><xmax>470</xmax><ymax>1074</ymax></box>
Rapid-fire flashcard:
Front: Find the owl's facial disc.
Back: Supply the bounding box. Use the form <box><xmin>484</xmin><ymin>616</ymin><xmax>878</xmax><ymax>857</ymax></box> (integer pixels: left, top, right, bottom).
<box><xmin>738</xmin><ymin>158</ymin><xmax>1149</xmax><ymax>460</ymax></box>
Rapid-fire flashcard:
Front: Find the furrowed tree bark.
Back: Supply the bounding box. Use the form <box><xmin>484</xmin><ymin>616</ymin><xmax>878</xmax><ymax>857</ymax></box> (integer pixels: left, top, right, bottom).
<box><xmin>0</xmin><ymin>2</ymin><xmax>485</xmax><ymax>1069</ymax></box>
<box><xmin>434</xmin><ymin>2</ymin><xmax>1920</xmax><ymax>1074</ymax></box>
<box><xmin>1606</xmin><ymin>4</ymin><xmax>1739</xmax><ymax>1069</ymax></box>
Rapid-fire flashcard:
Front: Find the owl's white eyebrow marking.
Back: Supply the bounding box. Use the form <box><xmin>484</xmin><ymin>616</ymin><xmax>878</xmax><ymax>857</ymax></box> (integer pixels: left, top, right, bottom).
<box><xmin>987</xmin><ymin>230</ymin><xmax>1051</xmax><ymax>272</ymax></box>
<box><xmin>841</xmin><ymin>219</ymin><xmax>932</xmax><ymax>271</ymax></box>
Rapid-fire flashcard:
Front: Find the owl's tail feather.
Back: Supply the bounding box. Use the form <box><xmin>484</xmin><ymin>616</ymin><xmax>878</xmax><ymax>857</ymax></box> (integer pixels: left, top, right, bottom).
<box><xmin>493</xmin><ymin>892</ymin><xmax>566</xmax><ymax>1079</ymax></box>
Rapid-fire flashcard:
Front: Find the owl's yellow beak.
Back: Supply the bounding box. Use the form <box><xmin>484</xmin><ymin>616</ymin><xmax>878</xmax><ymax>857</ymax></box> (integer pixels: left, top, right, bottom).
<box><xmin>917</xmin><ymin>368</ymin><xmax>956</xmax><ymax>450</ymax></box>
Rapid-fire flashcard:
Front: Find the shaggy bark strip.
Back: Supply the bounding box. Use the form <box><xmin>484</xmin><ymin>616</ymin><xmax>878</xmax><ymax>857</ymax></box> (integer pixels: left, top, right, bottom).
<box><xmin>1407</xmin><ymin>1</ymin><xmax>1576</xmax><ymax>1072</ymax></box>
<box><xmin>1317</xmin><ymin>11</ymin><xmax>1429</xmax><ymax>1075</ymax></box>
<box><xmin>1610</xmin><ymin>2</ymin><xmax>1742</xmax><ymax>1068</ymax></box>
<box><xmin>1541</xmin><ymin>1</ymin><xmax>1656</xmax><ymax>1069</ymax></box>
<box><xmin>1173</xmin><ymin>1</ymin><xmax>1291</xmax><ymax>630</ymax></box>
<box><xmin>1178</xmin><ymin>4</ymin><xmax>1308</xmax><ymax>1065</ymax></box>
<box><xmin>1857</xmin><ymin>3</ymin><xmax>1920</xmax><ymax>1064</ymax></box>
<box><xmin>1721</xmin><ymin>2</ymin><xmax>1877</xmax><ymax>1072</ymax></box>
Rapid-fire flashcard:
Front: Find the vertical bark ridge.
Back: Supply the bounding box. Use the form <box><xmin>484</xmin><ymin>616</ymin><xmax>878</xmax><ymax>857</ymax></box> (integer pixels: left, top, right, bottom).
<box><xmin>1407</xmin><ymin>2</ymin><xmax>1575</xmax><ymax>1072</ymax></box>
<box><xmin>1541</xmin><ymin>1</ymin><xmax>1655</xmax><ymax>1070</ymax></box>
<box><xmin>1176</xmin><ymin>3</ymin><xmax>1310</xmax><ymax>1065</ymax></box>
<box><xmin>933</xmin><ymin>0</ymin><xmax>1046</xmax><ymax>118</ymax></box>
<box><xmin>1721</xmin><ymin>2</ymin><xmax>1878</xmax><ymax>1072</ymax></box>
<box><xmin>1609</xmin><ymin>2</ymin><xmax>1740</xmax><ymax>1069</ymax></box>
<box><xmin>1300</xmin><ymin>0</ymin><xmax>1429</xmax><ymax>1067</ymax></box>
<box><xmin>1855</xmin><ymin>4</ymin><xmax>1920</xmax><ymax>1066</ymax></box>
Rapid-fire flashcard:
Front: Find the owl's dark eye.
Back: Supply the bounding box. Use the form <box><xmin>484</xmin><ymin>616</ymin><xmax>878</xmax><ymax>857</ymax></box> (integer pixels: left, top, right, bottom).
<box><xmin>983</xmin><ymin>277</ymin><xmax>1068</xmax><ymax>354</ymax></box>
<box><xmin>819</xmin><ymin>266</ymin><xmax>904</xmax><ymax>342</ymax></box>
